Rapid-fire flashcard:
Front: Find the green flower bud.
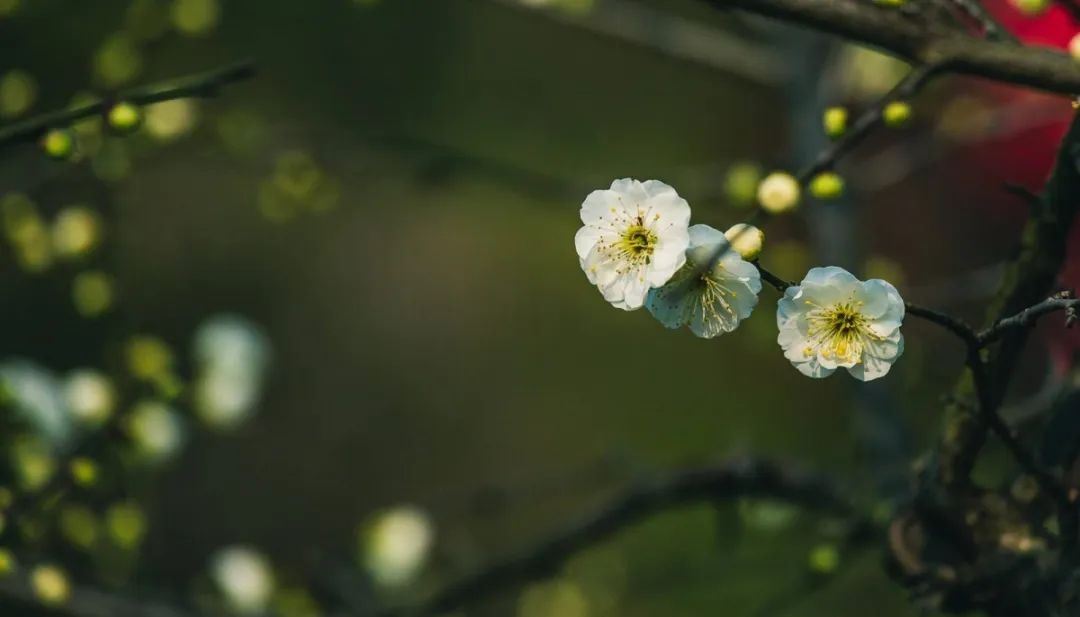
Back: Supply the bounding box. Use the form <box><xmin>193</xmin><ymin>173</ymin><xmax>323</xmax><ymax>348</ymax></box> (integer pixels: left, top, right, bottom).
<box><xmin>823</xmin><ymin>107</ymin><xmax>848</xmax><ymax>139</ymax></box>
<box><xmin>809</xmin><ymin>172</ymin><xmax>845</xmax><ymax>200</ymax></box>
<box><xmin>1010</xmin><ymin>0</ymin><xmax>1049</xmax><ymax>16</ymax></box>
<box><xmin>107</xmin><ymin>101</ymin><xmax>142</xmax><ymax>134</ymax></box>
<box><xmin>40</xmin><ymin>129</ymin><xmax>75</xmax><ymax>160</ymax></box>
<box><xmin>882</xmin><ymin>101</ymin><xmax>912</xmax><ymax>127</ymax></box>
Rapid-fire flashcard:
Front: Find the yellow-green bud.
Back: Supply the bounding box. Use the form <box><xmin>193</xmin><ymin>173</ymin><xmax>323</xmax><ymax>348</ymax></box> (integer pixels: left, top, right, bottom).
<box><xmin>874</xmin><ymin>0</ymin><xmax>905</xmax><ymax>6</ymax></box>
<box><xmin>1010</xmin><ymin>0</ymin><xmax>1049</xmax><ymax>15</ymax></box>
<box><xmin>823</xmin><ymin>107</ymin><xmax>848</xmax><ymax>139</ymax></box>
<box><xmin>723</xmin><ymin>223</ymin><xmax>765</xmax><ymax>260</ymax></box>
<box><xmin>808</xmin><ymin>543</ymin><xmax>840</xmax><ymax>574</ymax></box>
<box><xmin>809</xmin><ymin>172</ymin><xmax>845</xmax><ymax>200</ymax></box>
<box><xmin>40</xmin><ymin>129</ymin><xmax>75</xmax><ymax>160</ymax></box>
<box><xmin>0</xmin><ymin>549</ymin><xmax>14</xmax><ymax>576</ymax></box>
<box><xmin>31</xmin><ymin>564</ymin><xmax>70</xmax><ymax>606</ymax></box>
<box><xmin>756</xmin><ymin>172</ymin><xmax>800</xmax><ymax>214</ymax></box>
<box><xmin>882</xmin><ymin>101</ymin><xmax>912</xmax><ymax>127</ymax></box>
<box><xmin>69</xmin><ymin>458</ymin><xmax>99</xmax><ymax>487</ymax></box>
<box><xmin>107</xmin><ymin>101</ymin><xmax>142</xmax><ymax>134</ymax></box>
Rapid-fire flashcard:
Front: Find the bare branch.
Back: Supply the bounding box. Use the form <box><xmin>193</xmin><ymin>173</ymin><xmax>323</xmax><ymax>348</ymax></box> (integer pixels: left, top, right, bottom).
<box><xmin>978</xmin><ymin>295</ymin><xmax>1080</xmax><ymax>346</ymax></box>
<box><xmin>0</xmin><ymin>60</ymin><xmax>256</xmax><ymax>149</ymax></box>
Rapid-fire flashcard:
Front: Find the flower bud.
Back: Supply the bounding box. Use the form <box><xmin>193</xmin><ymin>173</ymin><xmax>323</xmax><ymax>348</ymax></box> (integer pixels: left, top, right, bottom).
<box><xmin>809</xmin><ymin>172</ymin><xmax>845</xmax><ymax>200</ymax></box>
<box><xmin>40</xmin><ymin>129</ymin><xmax>75</xmax><ymax>160</ymax></box>
<box><xmin>106</xmin><ymin>101</ymin><xmax>142</xmax><ymax>134</ymax></box>
<box><xmin>822</xmin><ymin>107</ymin><xmax>847</xmax><ymax>139</ymax></box>
<box><xmin>882</xmin><ymin>101</ymin><xmax>912</xmax><ymax>127</ymax></box>
<box><xmin>756</xmin><ymin>172</ymin><xmax>800</xmax><ymax>214</ymax></box>
<box><xmin>31</xmin><ymin>564</ymin><xmax>70</xmax><ymax>606</ymax></box>
<box><xmin>723</xmin><ymin>223</ymin><xmax>765</xmax><ymax>260</ymax></box>
<box><xmin>1010</xmin><ymin>0</ymin><xmax>1049</xmax><ymax>15</ymax></box>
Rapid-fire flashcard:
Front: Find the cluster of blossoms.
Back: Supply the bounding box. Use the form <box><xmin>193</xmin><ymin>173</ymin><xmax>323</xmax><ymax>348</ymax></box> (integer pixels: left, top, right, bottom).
<box><xmin>575</xmin><ymin>179</ymin><xmax>906</xmax><ymax>382</ymax></box>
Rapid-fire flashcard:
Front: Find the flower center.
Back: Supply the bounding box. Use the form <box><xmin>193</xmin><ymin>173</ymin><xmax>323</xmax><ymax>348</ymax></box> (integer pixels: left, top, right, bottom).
<box><xmin>805</xmin><ymin>302</ymin><xmax>881</xmax><ymax>363</ymax></box>
<box><xmin>617</xmin><ymin>224</ymin><xmax>656</xmax><ymax>263</ymax></box>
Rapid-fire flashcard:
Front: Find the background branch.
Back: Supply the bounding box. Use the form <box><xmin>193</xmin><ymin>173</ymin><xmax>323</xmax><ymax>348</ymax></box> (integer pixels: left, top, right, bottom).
<box><xmin>0</xmin><ymin>60</ymin><xmax>256</xmax><ymax>149</ymax></box>
<box><xmin>372</xmin><ymin>458</ymin><xmax>871</xmax><ymax>617</ymax></box>
<box><xmin>705</xmin><ymin>0</ymin><xmax>1080</xmax><ymax>95</ymax></box>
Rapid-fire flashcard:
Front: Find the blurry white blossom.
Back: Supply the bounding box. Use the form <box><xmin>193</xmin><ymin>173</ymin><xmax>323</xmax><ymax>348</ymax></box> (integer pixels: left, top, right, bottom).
<box><xmin>0</xmin><ymin>360</ymin><xmax>72</xmax><ymax>448</ymax></box>
<box><xmin>126</xmin><ymin>400</ymin><xmax>185</xmax><ymax>461</ymax></box>
<box><xmin>63</xmin><ymin>369</ymin><xmax>115</xmax><ymax>426</ymax></box>
<box><xmin>777</xmin><ymin>266</ymin><xmax>905</xmax><ymax>381</ymax></box>
<box><xmin>210</xmin><ymin>546</ymin><xmax>275</xmax><ymax>614</ymax></box>
<box><xmin>362</xmin><ymin>506</ymin><xmax>434</xmax><ymax>587</ymax></box>
<box><xmin>192</xmin><ymin>315</ymin><xmax>271</xmax><ymax>430</ymax></box>
<box><xmin>646</xmin><ymin>225</ymin><xmax>761</xmax><ymax>338</ymax></box>
<box><xmin>575</xmin><ymin>179</ymin><xmax>691</xmax><ymax>310</ymax></box>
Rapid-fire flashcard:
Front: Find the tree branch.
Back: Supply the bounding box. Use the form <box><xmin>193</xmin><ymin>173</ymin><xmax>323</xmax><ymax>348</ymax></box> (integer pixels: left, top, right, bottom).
<box><xmin>0</xmin><ymin>60</ymin><xmax>256</xmax><ymax>149</ymax></box>
<box><xmin>372</xmin><ymin>458</ymin><xmax>870</xmax><ymax>617</ymax></box>
<box><xmin>934</xmin><ymin>112</ymin><xmax>1080</xmax><ymax>488</ymax></box>
<box><xmin>977</xmin><ymin>295</ymin><xmax>1080</xmax><ymax>346</ymax></box>
<box><xmin>705</xmin><ymin>0</ymin><xmax>1080</xmax><ymax>95</ymax></box>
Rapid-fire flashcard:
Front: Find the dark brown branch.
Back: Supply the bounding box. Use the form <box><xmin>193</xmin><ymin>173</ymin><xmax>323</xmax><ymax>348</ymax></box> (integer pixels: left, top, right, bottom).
<box><xmin>705</xmin><ymin>0</ymin><xmax>1080</xmax><ymax>95</ymax></box>
<box><xmin>0</xmin><ymin>60</ymin><xmax>256</xmax><ymax>149</ymax></box>
<box><xmin>935</xmin><ymin>112</ymin><xmax>1080</xmax><ymax>488</ymax></box>
<box><xmin>372</xmin><ymin>458</ymin><xmax>870</xmax><ymax>617</ymax></box>
<box><xmin>965</xmin><ymin>349</ymin><xmax>1065</xmax><ymax>501</ymax></box>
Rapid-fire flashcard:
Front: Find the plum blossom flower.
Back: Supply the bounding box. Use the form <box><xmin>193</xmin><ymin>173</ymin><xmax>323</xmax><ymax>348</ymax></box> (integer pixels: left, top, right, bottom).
<box><xmin>645</xmin><ymin>224</ymin><xmax>761</xmax><ymax>338</ymax></box>
<box><xmin>575</xmin><ymin>179</ymin><xmax>691</xmax><ymax>310</ymax></box>
<box><xmin>777</xmin><ymin>266</ymin><xmax>904</xmax><ymax>381</ymax></box>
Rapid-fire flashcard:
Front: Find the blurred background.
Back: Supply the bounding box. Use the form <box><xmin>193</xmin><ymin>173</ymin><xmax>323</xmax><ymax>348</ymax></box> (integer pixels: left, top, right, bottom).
<box><xmin>0</xmin><ymin>0</ymin><xmax>1077</xmax><ymax>615</ymax></box>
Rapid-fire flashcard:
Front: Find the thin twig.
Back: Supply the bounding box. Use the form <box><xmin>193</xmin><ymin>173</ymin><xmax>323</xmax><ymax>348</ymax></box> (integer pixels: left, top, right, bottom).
<box><xmin>796</xmin><ymin>64</ymin><xmax>942</xmax><ymax>184</ymax></box>
<box><xmin>370</xmin><ymin>458</ymin><xmax>870</xmax><ymax>617</ymax></box>
<box><xmin>977</xmin><ymin>296</ymin><xmax>1080</xmax><ymax>346</ymax></box>
<box><xmin>0</xmin><ymin>60</ymin><xmax>256</xmax><ymax>149</ymax></box>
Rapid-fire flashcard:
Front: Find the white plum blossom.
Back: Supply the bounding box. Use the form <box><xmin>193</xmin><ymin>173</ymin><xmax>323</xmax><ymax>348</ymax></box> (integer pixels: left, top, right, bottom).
<box><xmin>777</xmin><ymin>266</ymin><xmax>905</xmax><ymax>381</ymax></box>
<box><xmin>575</xmin><ymin>179</ymin><xmax>691</xmax><ymax>310</ymax></box>
<box><xmin>645</xmin><ymin>225</ymin><xmax>762</xmax><ymax>338</ymax></box>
